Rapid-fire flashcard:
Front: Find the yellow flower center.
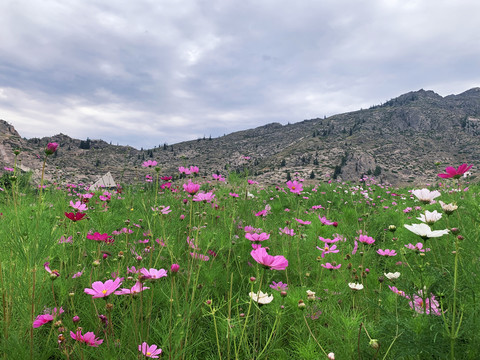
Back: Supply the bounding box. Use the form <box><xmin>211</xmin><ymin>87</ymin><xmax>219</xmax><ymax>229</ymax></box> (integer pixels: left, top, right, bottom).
<box><xmin>291</xmin><ymin>186</ymin><xmax>296</xmax><ymax>190</ymax></box>
<box><xmin>102</xmin><ymin>289</ymin><xmax>107</xmax><ymax>294</ymax></box>
<box><xmin>147</xmin><ymin>352</ymin><xmax>151</xmax><ymax>355</ymax></box>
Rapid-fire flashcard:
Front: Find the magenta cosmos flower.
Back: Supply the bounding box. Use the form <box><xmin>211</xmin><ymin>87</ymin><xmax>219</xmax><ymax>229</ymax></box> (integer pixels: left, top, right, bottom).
<box><xmin>84</xmin><ymin>278</ymin><xmax>122</xmax><ymax>298</ymax></box>
<box><xmin>437</xmin><ymin>164</ymin><xmax>473</xmax><ymax>179</ymax></box>
<box><xmin>183</xmin><ymin>180</ymin><xmax>200</xmax><ymax>195</ymax></box>
<box><xmin>45</xmin><ymin>142</ymin><xmax>58</xmax><ymax>156</ymax></box>
<box><xmin>357</xmin><ymin>233</ymin><xmax>375</xmax><ymax>245</ymax></box>
<box><xmin>139</xmin><ymin>342</ymin><xmax>163</xmax><ymax>358</ymax></box>
<box><xmin>33</xmin><ymin>307</ymin><xmax>64</xmax><ymax>328</ymax></box>
<box><xmin>250</xmin><ymin>247</ymin><xmax>288</xmax><ymax>270</ymax></box>
<box><xmin>316</xmin><ymin>244</ymin><xmax>340</xmax><ymax>258</ymax></box>
<box><xmin>70</xmin><ymin>330</ymin><xmax>103</xmax><ymax>347</ymax></box>
<box><xmin>87</xmin><ymin>232</ymin><xmax>114</xmax><ymax>244</ymax></box>
<box><xmin>377</xmin><ymin>249</ymin><xmax>397</xmax><ymax>256</ymax></box>
<box><xmin>286</xmin><ymin>180</ymin><xmax>303</xmax><ymax>194</ymax></box>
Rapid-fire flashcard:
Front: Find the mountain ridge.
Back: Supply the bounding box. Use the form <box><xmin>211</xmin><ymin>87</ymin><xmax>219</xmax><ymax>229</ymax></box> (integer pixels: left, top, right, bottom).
<box><xmin>1</xmin><ymin>87</ymin><xmax>478</xmax><ymax>186</ymax></box>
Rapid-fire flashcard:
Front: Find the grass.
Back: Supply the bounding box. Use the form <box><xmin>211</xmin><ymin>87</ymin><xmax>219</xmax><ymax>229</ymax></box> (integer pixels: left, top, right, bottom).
<box><xmin>0</xmin><ymin>160</ymin><xmax>479</xmax><ymax>359</ymax></box>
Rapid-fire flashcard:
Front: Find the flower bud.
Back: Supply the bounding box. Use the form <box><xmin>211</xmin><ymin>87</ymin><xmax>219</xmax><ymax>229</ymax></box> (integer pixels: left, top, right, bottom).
<box><xmin>388</xmin><ymin>225</ymin><xmax>397</xmax><ymax>232</ymax></box>
<box><xmin>171</xmin><ymin>263</ymin><xmax>180</xmax><ymax>273</ymax></box>
<box><xmin>451</xmin><ymin>228</ymin><xmax>460</xmax><ymax>235</ymax></box>
<box><xmin>280</xmin><ymin>291</ymin><xmax>287</xmax><ymax>297</ymax></box>
<box><xmin>298</xmin><ymin>300</ymin><xmax>306</xmax><ymax>310</ymax></box>
<box><xmin>369</xmin><ymin>339</ymin><xmax>380</xmax><ymax>349</ymax></box>
<box><xmin>73</xmin><ymin>316</ymin><xmax>80</xmax><ymax>323</ymax></box>
<box><xmin>45</xmin><ymin>142</ymin><xmax>59</xmax><ymax>156</ymax></box>
<box><xmin>92</xmin><ymin>260</ymin><xmax>100</xmax><ymax>267</ymax></box>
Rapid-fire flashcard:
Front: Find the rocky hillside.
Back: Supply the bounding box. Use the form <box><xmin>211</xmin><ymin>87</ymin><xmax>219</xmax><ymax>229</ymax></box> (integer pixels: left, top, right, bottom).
<box><xmin>0</xmin><ymin>87</ymin><xmax>479</xmax><ymax>186</ymax></box>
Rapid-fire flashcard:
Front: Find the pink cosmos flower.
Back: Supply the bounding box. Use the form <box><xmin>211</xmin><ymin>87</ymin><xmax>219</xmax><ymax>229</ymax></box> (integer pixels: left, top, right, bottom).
<box><xmin>377</xmin><ymin>249</ymin><xmax>397</xmax><ymax>256</ymax></box>
<box><xmin>183</xmin><ymin>180</ymin><xmax>200</xmax><ymax>195</ymax></box>
<box><xmin>142</xmin><ymin>160</ymin><xmax>158</xmax><ymax>168</ymax></box>
<box><xmin>319</xmin><ymin>215</ymin><xmax>335</xmax><ymax>226</ymax></box>
<box><xmin>352</xmin><ymin>240</ymin><xmax>358</xmax><ymax>255</ymax></box>
<box><xmin>57</xmin><ymin>235</ymin><xmax>73</xmax><ymax>244</ymax></box>
<box><xmin>189</xmin><ymin>166</ymin><xmax>199</xmax><ymax>174</ymax></box>
<box><xmin>245</xmin><ymin>232</ymin><xmax>270</xmax><ymax>242</ymax></box>
<box><xmin>212</xmin><ymin>173</ymin><xmax>226</xmax><ymax>181</ymax></box>
<box><xmin>270</xmin><ymin>281</ymin><xmax>288</xmax><ymax>291</ymax></box>
<box><xmin>405</xmin><ymin>242</ymin><xmax>431</xmax><ymax>252</ymax></box>
<box><xmin>84</xmin><ymin>278</ymin><xmax>123</xmax><ymax>298</ymax></box>
<box><xmin>193</xmin><ymin>191</ymin><xmax>215</xmax><ymax>202</ymax></box>
<box><xmin>72</xmin><ymin>269</ymin><xmax>84</xmax><ymax>278</ymax></box>
<box><xmin>229</xmin><ymin>192</ymin><xmax>239</xmax><ymax>198</ymax></box>
<box><xmin>388</xmin><ymin>285</ymin><xmax>409</xmax><ymax>298</ymax></box>
<box><xmin>115</xmin><ymin>281</ymin><xmax>150</xmax><ymax>295</ymax></box>
<box><xmin>44</xmin><ymin>262</ymin><xmax>60</xmax><ymax>278</ymax></box>
<box><xmin>437</xmin><ymin>164</ymin><xmax>473</xmax><ymax>179</ymax></box>
<box><xmin>318</xmin><ymin>236</ymin><xmax>340</xmax><ymax>244</ymax></box>
<box><xmin>295</xmin><ymin>218</ymin><xmax>311</xmax><ymax>225</ymax></box>
<box><xmin>321</xmin><ymin>262</ymin><xmax>342</xmax><ymax>270</ymax></box>
<box><xmin>161</xmin><ymin>176</ymin><xmax>172</xmax><ymax>181</ymax></box>
<box><xmin>140</xmin><ymin>268</ymin><xmax>168</xmax><ymax>279</ymax></box>
<box><xmin>409</xmin><ymin>290</ymin><xmax>441</xmax><ymax>316</ymax></box>
<box><xmin>357</xmin><ymin>233</ymin><xmax>375</xmax><ymax>245</ymax></box>
<box><xmin>279</xmin><ymin>227</ymin><xmax>295</xmax><ymax>236</ymax></box>
<box><xmin>286</xmin><ymin>180</ymin><xmax>303</xmax><ymax>194</ymax></box>
<box><xmin>316</xmin><ymin>244</ymin><xmax>340</xmax><ymax>258</ymax></box>
<box><xmin>45</xmin><ymin>142</ymin><xmax>58</xmax><ymax>156</ymax></box>
<box><xmin>139</xmin><ymin>342</ymin><xmax>163</xmax><ymax>358</ymax></box>
<box><xmin>70</xmin><ymin>200</ymin><xmax>88</xmax><ymax>212</ymax></box>
<box><xmin>250</xmin><ymin>247</ymin><xmax>288</xmax><ymax>270</ymax></box>
<box><xmin>70</xmin><ymin>330</ymin><xmax>103</xmax><ymax>347</ymax></box>
<box><xmin>4</xmin><ymin>167</ymin><xmax>13</xmax><ymax>172</ymax></box>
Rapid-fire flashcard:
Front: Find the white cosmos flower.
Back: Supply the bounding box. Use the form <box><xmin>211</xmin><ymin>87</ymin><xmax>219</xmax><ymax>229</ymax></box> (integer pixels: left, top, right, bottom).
<box><xmin>417</xmin><ymin>210</ymin><xmax>442</xmax><ymax>224</ymax></box>
<box><xmin>411</xmin><ymin>189</ymin><xmax>441</xmax><ymax>203</ymax></box>
<box><xmin>439</xmin><ymin>201</ymin><xmax>458</xmax><ymax>214</ymax></box>
<box><xmin>384</xmin><ymin>272</ymin><xmax>401</xmax><ymax>280</ymax></box>
<box><xmin>249</xmin><ymin>291</ymin><xmax>273</xmax><ymax>304</ymax></box>
<box><xmin>348</xmin><ymin>282</ymin><xmax>364</xmax><ymax>291</ymax></box>
<box><xmin>404</xmin><ymin>223</ymin><xmax>449</xmax><ymax>239</ymax></box>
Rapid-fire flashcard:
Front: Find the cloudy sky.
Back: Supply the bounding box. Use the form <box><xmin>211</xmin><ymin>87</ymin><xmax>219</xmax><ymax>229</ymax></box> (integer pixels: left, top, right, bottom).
<box><xmin>1</xmin><ymin>0</ymin><xmax>479</xmax><ymax>149</ymax></box>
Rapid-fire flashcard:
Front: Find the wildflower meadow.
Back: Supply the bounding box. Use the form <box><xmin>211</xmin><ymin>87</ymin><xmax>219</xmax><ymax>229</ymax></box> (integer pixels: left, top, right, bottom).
<box><xmin>0</xmin><ymin>145</ymin><xmax>479</xmax><ymax>359</ymax></box>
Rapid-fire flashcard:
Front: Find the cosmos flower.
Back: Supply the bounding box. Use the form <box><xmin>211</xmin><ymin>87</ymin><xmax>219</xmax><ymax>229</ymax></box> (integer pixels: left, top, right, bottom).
<box><xmin>411</xmin><ymin>189</ymin><xmax>441</xmax><ymax>204</ymax></box>
<box><xmin>114</xmin><ymin>281</ymin><xmax>150</xmax><ymax>295</ymax></box>
<box><xmin>245</xmin><ymin>232</ymin><xmax>270</xmax><ymax>242</ymax></box>
<box><xmin>404</xmin><ymin>223</ymin><xmax>449</xmax><ymax>239</ymax></box>
<box><xmin>64</xmin><ymin>212</ymin><xmax>87</xmax><ymax>222</ymax></box>
<box><xmin>33</xmin><ymin>307</ymin><xmax>64</xmax><ymax>328</ymax></box>
<box><xmin>437</xmin><ymin>164</ymin><xmax>473</xmax><ymax>179</ymax></box>
<box><xmin>45</xmin><ymin>142</ymin><xmax>58</xmax><ymax>156</ymax></box>
<box><xmin>316</xmin><ymin>244</ymin><xmax>340</xmax><ymax>258</ymax></box>
<box><xmin>270</xmin><ymin>281</ymin><xmax>288</xmax><ymax>291</ymax></box>
<box><xmin>142</xmin><ymin>160</ymin><xmax>158</xmax><ymax>168</ymax></box>
<box><xmin>286</xmin><ymin>180</ymin><xmax>303</xmax><ymax>194</ymax></box>
<box><xmin>192</xmin><ymin>191</ymin><xmax>215</xmax><ymax>202</ymax></box>
<box><xmin>321</xmin><ymin>262</ymin><xmax>341</xmax><ymax>270</ymax></box>
<box><xmin>348</xmin><ymin>283</ymin><xmax>364</xmax><ymax>291</ymax></box>
<box><xmin>87</xmin><ymin>232</ymin><xmax>114</xmax><ymax>244</ymax></box>
<box><xmin>319</xmin><ymin>215</ymin><xmax>335</xmax><ymax>226</ymax></box>
<box><xmin>439</xmin><ymin>201</ymin><xmax>458</xmax><ymax>215</ymax></box>
<box><xmin>70</xmin><ymin>200</ymin><xmax>88</xmax><ymax>212</ymax></box>
<box><xmin>183</xmin><ymin>180</ymin><xmax>201</xmax><ymax>195</ymax></box>
<box><xmin>70</xmin><ymin>330</ymin><xmax>103</xmax><ymax>347</ymax></box>
<box><xmin>139</xmin><ymin>268</ymin><xmax>168</xmax><ymax>279</ymax></box>
<box><xmin>405</xmin><ymin>242</ymin><xmax>431</xmax><ymax>252</ymax></box>
<box><xmin>417</xmin><ymin>210</ymin><xmax>442</xmax><ymax>224</ymax></box>
<box><xmin>409</xmin><ymin>290</ymin><xmax>441</xmax><ymax>316</ymax></box>
<box><xmin>250</xmin><ymin>247</ymin><xmax>288</xmax><ymax>270</ymax></box>
<box><xmin>249</xmin><ymin>291</ymin><xmax>274</xmax><ymax>304</ymax></box>
<box><xmin>139</xmin><ymin>342</ymin><xmax>163</xmax><ymax>358</ymax></box>
<box><xmin>377</xmin><ymin>249</ymin><xmax>397</xmax><ymax>256</ymax></box>
<box><xmin>384</xmin><ymin>272</ymin><xmax>401</xmax><ymax>280</ymax></box>
<box><xmin>295</xmin><ymin>218</ymin><xmax>311</xmax><ymax>225</ymax></box>
<box><xmin>84</xmin><ymin>278</ymin><xmax>123</xmax><ymax>298</ymax></box>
